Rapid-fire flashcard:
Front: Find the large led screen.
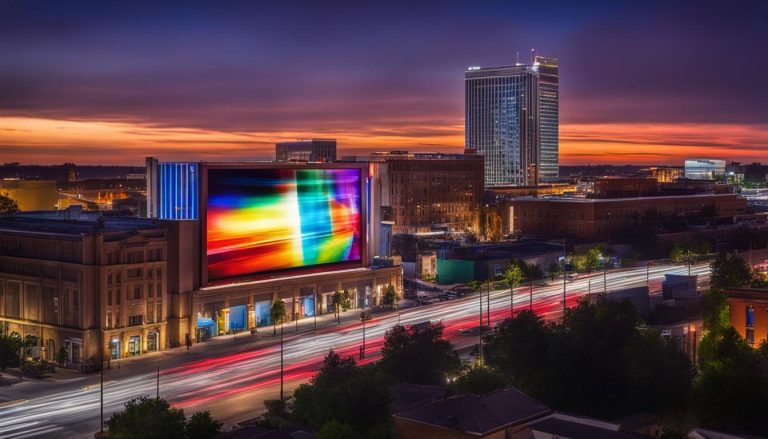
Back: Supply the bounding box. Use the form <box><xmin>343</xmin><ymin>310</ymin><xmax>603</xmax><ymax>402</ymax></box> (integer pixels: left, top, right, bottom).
<box><xmin>206</xmin><ymin>167</ymin><xmax>362</xmax><ymax>282</ymax></box>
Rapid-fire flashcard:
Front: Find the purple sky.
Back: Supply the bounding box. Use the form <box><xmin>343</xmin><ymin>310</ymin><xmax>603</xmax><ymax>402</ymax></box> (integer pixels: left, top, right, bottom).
<box><xmin>1</xmin><ymin>0</ymin><xmax>766</xmax><ymax>164</ymax></box>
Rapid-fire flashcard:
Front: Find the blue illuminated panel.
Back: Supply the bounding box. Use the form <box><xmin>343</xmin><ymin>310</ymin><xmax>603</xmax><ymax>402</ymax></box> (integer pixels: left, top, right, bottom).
<box><xmin>158</xmin><ymin>162</ymin><xmax>199</xmax><ymax>220</ymax></box>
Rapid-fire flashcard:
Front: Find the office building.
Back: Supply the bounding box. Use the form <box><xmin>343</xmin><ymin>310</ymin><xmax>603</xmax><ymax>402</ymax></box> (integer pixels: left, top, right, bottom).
<box><xmin>510</xmin><ymin>193</ymin><xmax>747</xmax><ymax>241</ymax></box>
<box><xmin>145</xmin><ymin>157</ymin><xmax>199</xmax><ymax>220</ymax></box>
<box><xmin>0</xmin><ymin>213</ymin><xmax>168</xmax><ymax>368</ymax></box>
<box><xmin>275</xmin><ymin>139</ymin><xmax>337</xmax><ymax>162</ymax></box>
<box><xmin>684</xmin><ymin>159</ymin><xmax>726</xmax><ymax>180</ymax></box>
<box><xmin>465</xmin><ymin>55</ymin><xmax>559</xmax><ymax>186</ymax></box>
<box><xmin>639</xmin><ymin>167</ymin><xmax>683</xmax><ymax>183</ymax></box>
<box><xmin>345</xmin><ymin>151</ymin><xmax>484</xmax><ymax>235</ymax></box>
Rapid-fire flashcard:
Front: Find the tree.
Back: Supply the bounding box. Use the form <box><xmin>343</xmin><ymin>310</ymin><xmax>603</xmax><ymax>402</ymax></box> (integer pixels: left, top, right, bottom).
<box><xmin>584</xmin><ymin>246</ymin><xmax>601</xmax><ymax>272</ymax></box>
<box><xmin>185</xmin><ymin>411</ymin><xmax>222</xmax><ymax>439</ymax></box>
<box><xmin>0</xmin><ymin>332</ymin><xmax>22</xmax><ymax>370</ymax></box>
<box><xmin>106</xmin><ymin>397</ymin><xmax>187</xmax><ymax>439</ymax></box>
<box><xmin>547</xmin><ymin>262</ymin><xmax>560</xmax><ymax>281</ymax></box>
<box><xmin>379</xmin><ymin>322</ymin><xmax>460</xmax><ymax>385</ymax></box>
<box><xmin>270</xmin><ymin>299</ymin><xmax>286</xmax><ymax>336</ymax></box>
<box><xmin>331</xmin><ymin>290</ymin><xmax>352</xmax><ymax>325</ymax></box>
<box><xmin>106</xmin><ymin>397</ymin><xmax>221</xmax><ymax>439</ymax></box>
<box><xmin>0</xmin><ymin>193</ymin><xmax>19</xmax><ymax>216</ymax></box>
<box><xmin>317</xmin><ymin>420</ymin><xmax>355</xmax><ymax>439</ymax></box>
<box><xmin>503</xmin><ymin>264</ymin><xmax>524</xmax><ymax>316</ymax></box>
<box><xmin>55</xmin><ymin>347</ymin><xmax>68</xmax><ymax>366</ymax></box>
<box><xmin>22</xmin><ymin>334</ymin><xmax>38</xmax><ymax>358</ymax></box>
<box><xmin>710</xmin><ymin>253</ymin><xmax>754</xmax><ymax>289</ymax></box>
<box><xmin>452</xmin><ymin>365</ymin><xmax>506</xmax><ymax>395</ymax></box>
<box><xmin>670</xmin><ymin>239</ymin><xmax>711</xmax><ymax>274</ymax></box>
<box><xmin>382</xmin><ymin>284</ymin><xmax>398</xmax><ymax>309</ymax></box>
<box><xmin>467</xmin><ymin>280</ymin><xmax>482</xmax><ymax>292</ymax></box>
<box><xmin>691</xmin><ymin>327</ymin><xmax>768</xmax><ymax>434</ymax></box>
<box><xmin>292</xmin><ymin>350</ymin><xmax>391</xmax><ymax>437</ymax></box>
<box><xmin>484</xmin><ymin>300</ymin><xmax>693</xmax><ymax>419</ymax></box>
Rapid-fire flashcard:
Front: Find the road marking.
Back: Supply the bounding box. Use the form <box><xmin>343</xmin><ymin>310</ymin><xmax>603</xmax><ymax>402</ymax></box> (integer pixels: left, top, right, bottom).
<box><xmin>82</xmin><ymin>380</ymin><xmax>116</xmax><ymax>390</ymax></box>
<box><xmin>0</xmin><ymin>399</ymin><xmax>28</xmax><ymax>409</ymax></box>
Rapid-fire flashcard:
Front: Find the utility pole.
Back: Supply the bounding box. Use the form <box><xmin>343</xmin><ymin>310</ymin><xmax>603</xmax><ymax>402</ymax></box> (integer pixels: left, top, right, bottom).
<box><xmin>562</xmin><ymin>238</ymin><xmax>567</xmax><ymax>316</ymax></box>
<box><xmin>100</xmin><ymin>358</ymin><xmax>104</xmax><ymax>438</ymax></box>
<box><xmin>313</xmin><ymin>291</ymin><xmax>317</xmax><ymax>330</ymax></box>
<box><xmin>479</xmin><ymin>282</ymin><xmax>483</xmax><ymax>328</ymax></box>
<box><xmin>510</xmin><ymin>284</ymin><xmax>514</xmax><ymax>318</ymax></box>
<box><xmin>529</xmin><ymin>281</ymin><xmax>533</xmax><ymax>311</ymax></box>
<box><xmin>156</xmin><ymin>366</ymin><xmax>160</xmax><ymax>399</ymax></box>
<box><xmin>280</xmin><ymin>321</ymin><xmax>284</xmax><ymax>400</ymax></box>
<box><xmin>359</xmin><ymin>311</ymin><xmax>368</xmax><ymax>360</ymax></box>
<box><xmin>646</xmin><ymin>261</ymin><xmax>650</xmax><ymax>286</ymax></box>
<box><xmin>604</xmin><ymin>258</ymin><xmax>608</xmax><ymax>294</ymax></box>
<box><xmin>486</xmin><ymin>279</ymin><xmax>491</xmax><ymax>327</ymax></box>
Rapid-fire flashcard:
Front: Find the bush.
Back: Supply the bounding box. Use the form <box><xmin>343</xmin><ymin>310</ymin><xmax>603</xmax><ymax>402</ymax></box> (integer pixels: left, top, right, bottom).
<box><xmin>21</xmin><ymin>359</ymin><xmax>55</xmax><ymax>377</ymax></box>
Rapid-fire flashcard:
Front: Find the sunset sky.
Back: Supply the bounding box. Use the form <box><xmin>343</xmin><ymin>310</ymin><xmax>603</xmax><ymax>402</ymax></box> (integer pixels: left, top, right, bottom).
<box><xmin>1</xmin><ymin>1</ymin><xmax>766</xmax><ymax>165</ymax></box>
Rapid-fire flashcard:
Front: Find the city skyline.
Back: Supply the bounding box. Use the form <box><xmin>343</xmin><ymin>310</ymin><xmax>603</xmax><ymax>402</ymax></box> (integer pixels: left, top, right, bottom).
<box><xmin>1</xmin><ymin>1</ymin><xmax>766</xmax><ymax>165</ymax></box>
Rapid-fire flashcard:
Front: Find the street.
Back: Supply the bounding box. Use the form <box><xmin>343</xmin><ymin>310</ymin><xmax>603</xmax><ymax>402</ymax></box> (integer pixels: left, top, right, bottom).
<box><xmin>0</xmin><ymin>262</ymin><xmax>710</xmax><ymax>438</ymax></box>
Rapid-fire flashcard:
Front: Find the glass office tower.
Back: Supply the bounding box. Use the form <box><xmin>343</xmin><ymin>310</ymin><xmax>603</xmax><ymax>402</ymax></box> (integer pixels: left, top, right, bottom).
<box><xmin>465</xmin><ymin>56</ymin><xmax>559</xmax><ymax>186</ymax></box>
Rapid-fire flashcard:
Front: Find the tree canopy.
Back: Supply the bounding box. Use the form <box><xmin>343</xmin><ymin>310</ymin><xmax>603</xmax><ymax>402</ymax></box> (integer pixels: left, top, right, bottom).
<box><xmin>0</xmin><ymin>193</ymin><xmax>19</xmax><ymax>216</ymax></box>
<box><xmin>106</xmin><ymin>397</ymin><xmax>220</xmax><ymax>439</ymax></box>
<box><xmin>379</xmin><ymin>322</ymin><xmax>461</xmax><ymax>386</ymax></box>
<box><xmin>483</xmin><ymin>300</ymin><xmax>693</xmax><ymax>419</ymax></box>
<box><xmin>270</xmin><ymin>299</ymin><xmax>286</xmax><ymax>335</ymax></box>
<box><xmin>292</xmin><ymin>350</ymin><xmax>391</xmax><ymax>438</ymax></box>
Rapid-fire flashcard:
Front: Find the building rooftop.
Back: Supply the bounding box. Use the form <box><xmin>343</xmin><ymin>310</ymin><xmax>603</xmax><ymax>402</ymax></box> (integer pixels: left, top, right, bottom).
<box><xmin>529</xmin><ymin>414</ymin><xmax>648</xmax><ymax>439</ymax></box>
<box><xmin>512</xmin><ymin>193</ymin><xmax>740</xmax><ymax>203</ymax></box>
<box><xmin>0</xmin><ymin>213</ymin><xmax>166</xmax><ymax>239</ymax></box>
<box><xmin>391</xmin><ymin>383</ymin><xmax>448</xmax><ymax>414</ymax></box>
<box><xmin>394</xmin><ymin>387</ymin><xmax>551</xmax><ymax>435</ymax></box>
<box><xmin>725</xmin><ymin>287</ymin><xmax>768</xmax><ymax>302</ymax></box>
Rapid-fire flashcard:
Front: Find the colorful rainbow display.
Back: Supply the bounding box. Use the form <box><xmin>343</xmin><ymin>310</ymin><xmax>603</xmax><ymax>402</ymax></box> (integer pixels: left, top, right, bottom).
<box><xmin>206</xmin><ymin>168</ymin><xmax>362</xmax><ymax>282</ymax></box>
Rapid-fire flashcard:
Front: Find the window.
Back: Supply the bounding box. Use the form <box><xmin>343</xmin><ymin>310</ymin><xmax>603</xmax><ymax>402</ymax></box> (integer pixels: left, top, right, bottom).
<box><xmin>107</xmin><ymin>289</ymin><xmax>112</xmax><ymax>306</ymax></box>
<box><xmin>128</xmin><ymin>315</ymin><xmax>143</xmax><ymax>326</ymax></box>
<box><xmin>133</xmin><ymin>285</ymin><xmax>142</xmax><ymax>300</ymax></box>
<box><xmin>148</xmin><ymin>284</ymin><xmax>154</xmax><ymax>298</ymax></box>
<box><xmin>106</xmin><ymin>311</ymin><xmax>112</xmax><ymax>328</ymax></box>
<box><xmin>157</xmin><ymin>303</ymin><xmax>162</xmax><ymax>322</ymax></box>
<box><xmin>746</xmin><ymin>306</ymin><xmax>755</xmax><ymax>345</ymax></box>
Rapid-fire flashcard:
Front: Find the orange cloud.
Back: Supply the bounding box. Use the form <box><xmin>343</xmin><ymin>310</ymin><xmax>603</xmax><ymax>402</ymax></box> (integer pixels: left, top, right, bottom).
<box><xmin>1</xmin><ymin>117</ymin><xmax>765</xmax><ymax>165</ymax></box>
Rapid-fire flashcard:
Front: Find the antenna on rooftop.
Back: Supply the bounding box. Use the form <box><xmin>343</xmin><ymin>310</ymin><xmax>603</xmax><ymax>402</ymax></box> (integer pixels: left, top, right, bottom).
<box><xmin>531</xmin><ymin>48</ymin><xmax>535</xmax><ymax>64</ymax></box>
<box><xmin>516</xmin><ymin>51</ymin><xmax>520</xmax><ymax>65</ymax></box>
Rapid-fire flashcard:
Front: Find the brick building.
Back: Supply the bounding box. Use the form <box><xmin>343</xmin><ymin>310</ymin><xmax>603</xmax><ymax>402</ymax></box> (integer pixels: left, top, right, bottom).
<box><xmin>510</xmin><ymin>193</ymin><xmax>747</xmax><ymax>241</ymax></box>
<box><xmin>593</xmin><ymin>177</ymin><xmax>658</xmax><ymax>198</ymax></box>
<box><xmin>726</xmin><ymin>288</ymin><xmax>768</xmax><ymax>346</ymax></box>
<box><xmin>0</xmin><ymin>215</ymin><xmax>168</xmax><ymax>368</ymax></box>
<box><xmin>348</xmin><ymin>152</ymin><xmax>484</xmax><ymax>235</ymax></box>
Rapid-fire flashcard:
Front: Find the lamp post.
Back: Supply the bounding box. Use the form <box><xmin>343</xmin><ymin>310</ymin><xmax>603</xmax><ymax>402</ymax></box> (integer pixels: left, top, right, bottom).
<box><xmin>479</xmin><ymin>282</ymin><xmax>483</xmax><ymax>328</ymax></box>
<box><xmin>486</xmin><ymin>279</ymin><xmax>491</xmax><ymax>327</ymax></box>
<box><xmin>603</xmin><ymin>257</ymin><xmax>608</xmax><ymax>294</ymax></box>
<box><xmin>562</xmin><ymin>238</ymin><xmax>567</xmax><ymax>316</ymax></box>
<box><xmin>529</xmin><ymin>280</ymin><xmax>533</xmax><ymax>311</ymax></box>
<box><xmin>359</xmin><ymin>311</ymin><xmax>369</xmax><ymax>359</ymax></box>
<box><xmin>279</xmin><ymin>321</ymin><xmax>284</xmax><ymax>400</ymax></box>
<box><xmin>100</xmin><ymin>357</ymin><xmax>105</xmax><ymax>438</ymax></box>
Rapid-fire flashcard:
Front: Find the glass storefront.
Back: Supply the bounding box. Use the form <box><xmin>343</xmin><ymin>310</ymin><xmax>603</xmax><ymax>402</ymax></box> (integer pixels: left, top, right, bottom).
<box><xmin>229</xmin><ymin>305</ymin><xmax>247</xmax><ymax>332</ymax></box>
<box><xmin>254</xmin><ymin>300</ymin><xmax>271</xmax><ymax>327</ymax></box>
<box><xmin>128</xmin><ymin>336</ymin><xmax>141</xmax><ymax>356</ymax></box>
<box><xmin>147</xmin><ymin>332</ymin><xmax>159</xmax><ymax>352</ymax></box>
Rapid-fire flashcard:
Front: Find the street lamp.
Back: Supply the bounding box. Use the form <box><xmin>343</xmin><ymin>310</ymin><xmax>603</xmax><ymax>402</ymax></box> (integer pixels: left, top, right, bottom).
<box><xmin>279</xmin><ymin>320</ymin><xmax>284</xmax><ymax>400</ymax></box>
<box><xmin>562</xmin><ymin>238</ymin><xmax>567</xmax><ymax>317</ymax></box>
<box><xmin>359</xmin><ymin>311</ymin><xmax>369</xmax><ymax>359</ymax></box>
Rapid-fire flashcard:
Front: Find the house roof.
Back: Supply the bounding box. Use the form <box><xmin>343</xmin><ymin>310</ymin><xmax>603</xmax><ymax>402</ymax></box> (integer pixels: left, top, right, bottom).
<box><xmin>394</xmin><ymin>387</ymin><xmax>551</xmax><ymax>435</ymax></box>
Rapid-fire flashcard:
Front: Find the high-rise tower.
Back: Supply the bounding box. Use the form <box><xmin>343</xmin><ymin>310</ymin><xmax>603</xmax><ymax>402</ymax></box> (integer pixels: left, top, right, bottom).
<box><xmin>465</xmin><ymin>55</ymin><xmax>559</xmax><ymax>186</ymax></box>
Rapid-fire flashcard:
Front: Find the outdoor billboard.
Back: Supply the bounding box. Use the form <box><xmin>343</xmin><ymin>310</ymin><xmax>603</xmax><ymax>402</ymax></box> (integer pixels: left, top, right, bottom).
<box><xmin>203</xmin><ymin>165</ymin><xmax>364</xmax><ymax>284</ymax></box>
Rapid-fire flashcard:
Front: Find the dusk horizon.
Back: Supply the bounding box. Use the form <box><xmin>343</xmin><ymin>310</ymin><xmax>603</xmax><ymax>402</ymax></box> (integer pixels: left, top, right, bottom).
<box><xmin>2</xmin><ymin>1</ymin><xmax>766</xmax><ymax>166</ymax></box>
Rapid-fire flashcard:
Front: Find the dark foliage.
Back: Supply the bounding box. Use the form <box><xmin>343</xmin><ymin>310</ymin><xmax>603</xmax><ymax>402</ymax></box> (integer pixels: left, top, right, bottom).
<box><xmin>379</xmin><ymin>322</ymin><xmax>461</xmax><ymax>386</ymax></box>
